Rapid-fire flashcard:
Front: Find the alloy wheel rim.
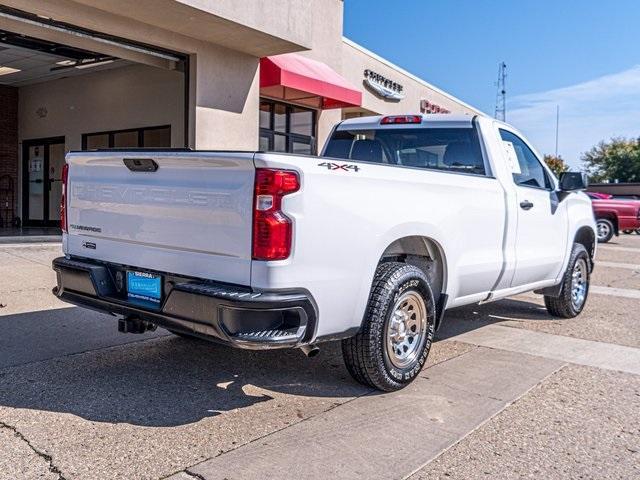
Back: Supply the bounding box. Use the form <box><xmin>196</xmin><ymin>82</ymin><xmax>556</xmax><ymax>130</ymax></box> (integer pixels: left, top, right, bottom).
<box><xmin>597</xmin><ymin>221</ymin><xmax>610</xmax><ymax>240</ymax></box>
<box><xmin>571</xmin><ymin>258</ymin><xmax>588</xmax><ymax>310</ymax></box>
<box><xmin>386</xmin><ymin>291</ymin><xmax>428</xmax><ymax>369</ymax></box>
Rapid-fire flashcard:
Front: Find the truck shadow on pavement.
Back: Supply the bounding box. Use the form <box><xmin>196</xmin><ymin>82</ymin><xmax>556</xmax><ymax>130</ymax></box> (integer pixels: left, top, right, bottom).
<box><xmin>437</xmin><ymin>296</ymin><xmax>559</xmax><ymax>340</ymax></box>
<box><xmin>0</xmin><ymin>308</ymin><xmax>370</xmax><ymax>427</ymax></box>
<box><xmin>0</xmin><ymin>297</ymin><xmax>553</xmax><ymax>428</ymax></box>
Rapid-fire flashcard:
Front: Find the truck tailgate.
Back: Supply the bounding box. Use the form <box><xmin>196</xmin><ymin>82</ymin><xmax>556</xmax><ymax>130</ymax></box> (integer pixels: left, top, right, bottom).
<box><xmin>65</xmin><ymin>151</ymin><xmax>255</xmax><ymax>286</ymax></box>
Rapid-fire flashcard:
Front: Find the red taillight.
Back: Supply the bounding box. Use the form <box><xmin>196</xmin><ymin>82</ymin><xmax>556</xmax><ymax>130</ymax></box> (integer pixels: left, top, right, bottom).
<box><xmin>380</xmin><ymin>115</ymin><xmax>422</xmax><ymax>125</ymax></box>
<box><xmin>60</xmin><ymin>163</ymin><xmax>69</xmax><ymax>233</ymax></box>
<box><xmin>252</xmin><ymin>169</ymin><xmax>300</xmax><ymax>260</ymax></box>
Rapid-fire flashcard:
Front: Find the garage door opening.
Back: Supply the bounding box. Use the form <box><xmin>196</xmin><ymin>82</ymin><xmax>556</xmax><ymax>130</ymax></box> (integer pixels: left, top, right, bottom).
<box><xmin>0</xmin><ymin>29</ymin><xmax>187</xmax><ymax>231</ymax></box>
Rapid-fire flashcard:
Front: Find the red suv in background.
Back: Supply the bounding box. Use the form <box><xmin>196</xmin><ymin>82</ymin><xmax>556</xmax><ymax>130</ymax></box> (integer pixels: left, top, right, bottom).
<box><xmin>587</xmin><ymin>193</ymin><xmax>640</xmax><ymax>242</ymax></box>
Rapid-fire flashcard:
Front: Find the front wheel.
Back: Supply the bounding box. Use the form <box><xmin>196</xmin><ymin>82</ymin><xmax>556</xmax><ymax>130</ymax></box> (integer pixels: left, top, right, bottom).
<box><xmin>544</xmin><ymin>243</ymin><xmax>590</xmax><ymax>318</ymax></box>
<box><xmin>342</xmin><ymin>262</ymin><xmax>436</xmax><ymax>392</ymax></box>
<box><xmin>596</xmin><ymin>218</ymin><xmax>614</xmax><ymax>243</ymax></box>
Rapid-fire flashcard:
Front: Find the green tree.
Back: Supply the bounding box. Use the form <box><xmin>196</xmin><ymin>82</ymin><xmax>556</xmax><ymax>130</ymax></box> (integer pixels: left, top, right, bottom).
<box><xmin>582</xmin><ymin>137</ymin><xmax>640</xmax><ymax>183</ymax></box>
<box><xmin>543</xmin><ymin>154</ymin><xmax>569</xmax><ymax>177</ymax></box>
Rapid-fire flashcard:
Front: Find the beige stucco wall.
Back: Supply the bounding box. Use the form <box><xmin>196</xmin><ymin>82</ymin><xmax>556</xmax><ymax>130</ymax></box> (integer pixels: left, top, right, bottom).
<box><xmin>312</xmin><ymin>39</ymin><xmax>484</xmax><ymax>149</ymax></box>
<box><xmin>191</xmin><ymin>46</ymin><xmax>260</xmax><ymax>150</ymax></box>
<box><xmin>19</xmin><ymin>64</ymin><xmax>185</xmax><ymax>150</ymax></box>
<box><xmin>340</xmin><ymin>40</ymin><xmax>480</xmax><ymax>117</ymax></box>
<box><xmin>17</xmin><ymin>63</ymin><xmax>185</xmax><ymax>217</ymax></box>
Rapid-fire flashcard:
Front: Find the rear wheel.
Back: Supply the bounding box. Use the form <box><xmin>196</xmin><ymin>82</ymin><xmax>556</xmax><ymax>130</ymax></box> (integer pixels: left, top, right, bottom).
<box><xmin>596</xmin><ymin>218</ymin><xmax>614</xmax><ymax>243</ymax></box>
<box><xmin>544</xmin><ymin>243</ymin><xmax>590</xmax><ymax>318</ymax></box>
<box><xmin>342</xmin><ymin>262</ymin><xmax>436</xmax><ymax>392</ymax></box>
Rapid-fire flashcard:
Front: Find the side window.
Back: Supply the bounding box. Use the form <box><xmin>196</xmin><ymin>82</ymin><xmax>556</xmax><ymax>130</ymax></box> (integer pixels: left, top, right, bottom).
<box><xmin>499</xmin><ymin>129</ymin><xmax>551</xmax><ymax>189</ymax></box>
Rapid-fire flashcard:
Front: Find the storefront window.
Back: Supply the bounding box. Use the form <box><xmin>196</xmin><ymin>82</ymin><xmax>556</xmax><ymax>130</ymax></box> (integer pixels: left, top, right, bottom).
<box><xmin>113</xmin><ymin>130</ymin><xmax>139</xmax><ymax>148</ymax></box>
<box><xmin>82</xmin><ymin>125</ymin><xmax>171</xmax><ymax>150</ymax></box>
<box><xmin>273</xmin><ymin>103</ymin><xmax>287</xmax><ymax>133</ymax></box>
<box><xmin>290</xmin><ymin>107</ymin><xmax>314</xmax><ymax>136</ymax></box>
<box><xmin>259</xmin><ymin>103</ymin><xmax>271</xmax><ymax>130</ymax></box>
<box><xmin>85</xmin><ymin>134</ymin><xmax>109</xmax><ymax>150</ymax></box>
<box><xmin>259</xmin><ymin>99</ymin><xmax>316</xmax><ymax>154</ymax></box>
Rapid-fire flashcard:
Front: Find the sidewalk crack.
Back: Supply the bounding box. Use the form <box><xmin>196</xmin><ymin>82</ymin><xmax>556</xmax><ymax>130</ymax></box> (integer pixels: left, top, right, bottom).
<box><xmin>184</xmin><ymin>470</ymin><xmax>207</xmax><ymax>480</ymax></box>
<box><xmin>0</xmin><ymin>421</ymin><xmax>68</xmax><ymax>480</ymax></box>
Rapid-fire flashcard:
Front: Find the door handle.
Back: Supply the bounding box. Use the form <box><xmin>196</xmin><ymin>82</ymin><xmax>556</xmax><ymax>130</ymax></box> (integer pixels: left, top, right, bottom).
<box><xmin>520</xmin><ymin>200</ymin><xmax>534</xmax><ymax>210</ymax></box>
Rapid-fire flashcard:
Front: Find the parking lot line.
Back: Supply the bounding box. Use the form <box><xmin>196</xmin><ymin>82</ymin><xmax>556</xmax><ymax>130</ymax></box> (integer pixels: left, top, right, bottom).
<box><xmin>596</xmin><ymin>261</ymin><xmax>640</xmax><ymax>270</ymax></box>
<box><xmin>590</xmin><ymin>285</ymin><xmax>640</xmax><ymax>300</ymax></box>
<box><xmin>0</xmin><ymin>243</ymin><xmax>61</xmax><ymax>249</ymax></box>
<box><xmin>598</xmin><ymin>245</ymin><xmax>640</xmax><ymax>253</ymax></box>
<box><xmin>177</xmin><ymin>348</ymin><xmax>562</xmax><ymax>480</ymax></box>
<box><xmin>452</xmin><ymin>324</ymin><xmax>640</xmax><ymax>375</ymax></box>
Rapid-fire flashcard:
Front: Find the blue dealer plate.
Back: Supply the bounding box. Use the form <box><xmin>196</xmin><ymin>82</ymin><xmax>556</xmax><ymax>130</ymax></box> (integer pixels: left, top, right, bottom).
<box><xmin>127</xmin><ymin>271</ymin><xmax>162</xmax><ymax>304</ymax></box>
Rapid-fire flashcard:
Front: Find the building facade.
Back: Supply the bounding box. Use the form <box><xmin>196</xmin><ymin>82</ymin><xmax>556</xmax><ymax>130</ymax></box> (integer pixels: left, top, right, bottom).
<box><xmin>0</xmin><ymin>0</ymin><xmax>482</xmax><ymax>229</ymax></box>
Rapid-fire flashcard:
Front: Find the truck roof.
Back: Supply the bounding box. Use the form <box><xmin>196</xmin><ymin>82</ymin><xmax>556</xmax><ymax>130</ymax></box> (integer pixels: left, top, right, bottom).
<box><xmin>337</xmin><ymin>114</ymin><xmax>477</xmax><ymax>130</ymax></box>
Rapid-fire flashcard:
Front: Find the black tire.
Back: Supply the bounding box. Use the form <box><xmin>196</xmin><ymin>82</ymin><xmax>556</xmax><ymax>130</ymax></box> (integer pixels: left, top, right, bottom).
<box><xmin>544</xmin><ymin>243</ymin><xmax>590</xmax><ymax>318</ymax></box>
<box><xmin>342</xmin><ymin>262</ymin><xmax>436</xmax><ymax>392</ymax></box>
<box><xmin>596</xmin><ymin>218</ymin><xmax>614</xmax><ymax>243</ymax></box>
<box><xmin>623</xmin><ymin>230</ymin><xmax>633</xmax><ymax>235</ymax></box>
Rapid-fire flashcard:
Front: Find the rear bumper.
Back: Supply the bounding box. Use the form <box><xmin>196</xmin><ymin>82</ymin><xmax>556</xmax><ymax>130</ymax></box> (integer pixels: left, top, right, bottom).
<box><xmin>52</xmin><ymin>257</ymin><xmax>317</xmax><ymax>349</ymax></box>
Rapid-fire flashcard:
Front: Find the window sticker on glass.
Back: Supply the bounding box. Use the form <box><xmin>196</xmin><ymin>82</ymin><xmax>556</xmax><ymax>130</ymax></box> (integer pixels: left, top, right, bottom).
<box><xmin>503</xmin><ymin>141</ymin><xmax>521</xmax><ymax>174</ymax></box>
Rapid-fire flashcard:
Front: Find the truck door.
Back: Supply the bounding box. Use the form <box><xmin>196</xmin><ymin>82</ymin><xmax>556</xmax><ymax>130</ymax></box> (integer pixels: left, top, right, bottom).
<box><xmin>499</xmin><ymin>129</ymin><xmax>568</xmax><ymax>287</ymax></box>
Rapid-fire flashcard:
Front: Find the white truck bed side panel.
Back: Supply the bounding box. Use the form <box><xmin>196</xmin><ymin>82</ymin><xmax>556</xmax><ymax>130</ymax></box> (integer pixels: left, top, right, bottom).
<box><xmin>251</xmin><ymin>152</ymin><xmax>506</xmax><ymax>338</ymax></box>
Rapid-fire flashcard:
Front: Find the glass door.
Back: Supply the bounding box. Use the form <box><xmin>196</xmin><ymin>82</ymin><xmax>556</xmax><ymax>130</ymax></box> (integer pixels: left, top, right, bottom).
<box><xmin>47</xmin><ymin>142</ymin><xmax>66</xmax><ymax>223</ymax></box>
<box><xmin>22</xmin><ymin>137</ymin><xmax>65</xmax><ymax>227</ymax></box>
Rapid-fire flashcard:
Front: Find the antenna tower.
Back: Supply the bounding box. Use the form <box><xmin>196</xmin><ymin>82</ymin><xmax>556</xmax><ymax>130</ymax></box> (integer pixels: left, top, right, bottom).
<box><xmin>494</xmin><ymin>62</ymin><xmax>507</xmax><ymax>121</ymax></box>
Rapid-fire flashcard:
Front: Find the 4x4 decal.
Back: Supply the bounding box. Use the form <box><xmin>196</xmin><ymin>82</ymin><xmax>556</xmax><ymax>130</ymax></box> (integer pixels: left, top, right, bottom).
<box><xmin>317</xmin><ymin>161</ymin><xmax>360</xmax><ymax>172</ymax></box>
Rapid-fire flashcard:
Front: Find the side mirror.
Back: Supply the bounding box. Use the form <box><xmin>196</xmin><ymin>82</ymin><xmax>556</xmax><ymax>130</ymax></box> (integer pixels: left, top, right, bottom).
<box><xmin>559</xmin><ymin>172</ymin><xmax>588</xmax><ymax>191</ymax></box>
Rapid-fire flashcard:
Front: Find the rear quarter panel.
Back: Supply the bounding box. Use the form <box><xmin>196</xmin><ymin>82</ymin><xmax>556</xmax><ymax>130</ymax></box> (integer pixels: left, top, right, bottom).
<box><xmin>251</xmin><ymin>153</ymin><xmax>505</xmax><ymax>339</ymax></box>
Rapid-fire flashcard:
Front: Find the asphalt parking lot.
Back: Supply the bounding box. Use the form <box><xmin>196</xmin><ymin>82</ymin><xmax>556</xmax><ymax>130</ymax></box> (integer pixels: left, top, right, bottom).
<box><xmin>1</xmin><ymin>237</ymin><xmax>639</xmax><ymax>480</ymax></box>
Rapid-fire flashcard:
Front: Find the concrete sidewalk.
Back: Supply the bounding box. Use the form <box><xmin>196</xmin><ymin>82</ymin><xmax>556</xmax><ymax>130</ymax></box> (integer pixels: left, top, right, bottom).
<box><xmin>171</xmin><ymin>348</ymin><xmax>563</xmax><ymax>480</ymax></box>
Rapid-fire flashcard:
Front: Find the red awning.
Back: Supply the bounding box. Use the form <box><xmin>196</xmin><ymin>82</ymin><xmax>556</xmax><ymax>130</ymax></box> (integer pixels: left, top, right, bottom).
<box><xmin>260</xmin><ymin>53</ymin><xmax>362</xmax><ymax>109</ymax></box>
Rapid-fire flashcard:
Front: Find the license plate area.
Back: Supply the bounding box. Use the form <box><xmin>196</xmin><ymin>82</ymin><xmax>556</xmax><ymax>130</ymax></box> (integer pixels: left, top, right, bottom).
<box><xmin>127</xmin><ymin>271</ymin><xmax>162</xmax><ymax>305</ymax></box>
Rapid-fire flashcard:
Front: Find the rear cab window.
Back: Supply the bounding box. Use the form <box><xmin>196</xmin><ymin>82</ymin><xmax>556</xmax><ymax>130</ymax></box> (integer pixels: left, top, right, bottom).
<box><xmin>324</xmin><ymin>126</ymin><xmax>487</xmax><ymax>176</ymax></box>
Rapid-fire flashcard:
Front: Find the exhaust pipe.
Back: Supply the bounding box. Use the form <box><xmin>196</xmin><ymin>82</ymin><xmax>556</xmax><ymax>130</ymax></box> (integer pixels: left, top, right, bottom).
<box><xmin>118</xmin><ymin>316</ymin><xmax>157</xmax><ymax>334</ymax></box>
<box><xmin>300</xmin><ymin>344</ymin><xmax>320</xmax><ymax>358</ymax></box>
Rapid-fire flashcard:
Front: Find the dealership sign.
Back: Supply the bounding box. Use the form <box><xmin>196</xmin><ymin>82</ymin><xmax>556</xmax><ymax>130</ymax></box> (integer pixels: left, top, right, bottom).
<box><xmin>364</xmin><ymin>69</ymin><xmax>405</xmax><ymax>101</ymax></box>
<box><xmin>420</xmin><ymin>99</ymin><xmax>451</xmax><ymax>114</ymax></box>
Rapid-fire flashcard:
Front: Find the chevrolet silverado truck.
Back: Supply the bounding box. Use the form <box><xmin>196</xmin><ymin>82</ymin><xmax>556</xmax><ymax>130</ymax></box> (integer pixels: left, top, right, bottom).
<box><xmin>52</xmin><ymin>114</ymin><xmax>596</xmax><ymax>391</ymax></box>
<box><xmin>586</xmin><ymin>192</ymin><xmax>640</xmax><ymax>242</ymax></box>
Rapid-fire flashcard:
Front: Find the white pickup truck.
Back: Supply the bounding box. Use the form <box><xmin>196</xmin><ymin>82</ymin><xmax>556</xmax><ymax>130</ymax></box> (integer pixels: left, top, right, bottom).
<box><xmin>53</xmin><ymin>114</ymin><xmax>596</xmax><ymax>391</ymax></box>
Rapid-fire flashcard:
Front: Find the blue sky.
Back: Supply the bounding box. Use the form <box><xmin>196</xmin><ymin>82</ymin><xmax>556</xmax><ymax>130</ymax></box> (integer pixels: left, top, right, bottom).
<box><xmin>343</xmin><ymin>0</ymin><xmax>640</xmax><ymax>167</ymax></box>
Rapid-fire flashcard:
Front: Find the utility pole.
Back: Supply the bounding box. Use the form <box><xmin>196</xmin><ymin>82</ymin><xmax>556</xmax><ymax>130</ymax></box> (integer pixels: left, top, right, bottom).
<box><xmin>554</xmin><ymin>105</ymin><xmax>560</xmax><ymax>157</ymax></box>
<box><xmin>494</xmin><ymin>62</ymin><xmax>507</xmax><ymax>122</ymax></box>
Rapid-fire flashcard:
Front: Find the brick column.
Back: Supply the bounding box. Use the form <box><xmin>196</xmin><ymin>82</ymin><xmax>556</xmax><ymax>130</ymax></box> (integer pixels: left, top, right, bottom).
<box><xmin>0</xmin><ymin>85</ymin><xmax>18</xmax><ymax>227</ymax></box>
